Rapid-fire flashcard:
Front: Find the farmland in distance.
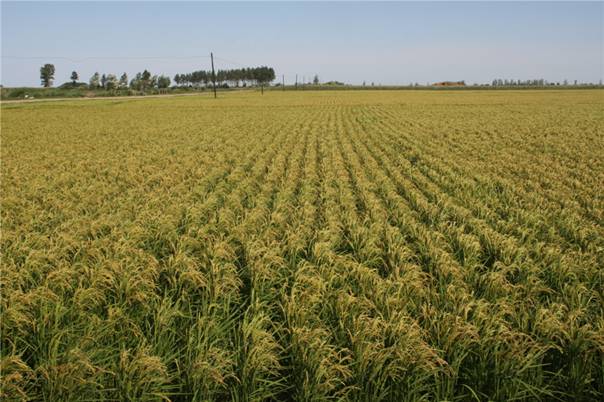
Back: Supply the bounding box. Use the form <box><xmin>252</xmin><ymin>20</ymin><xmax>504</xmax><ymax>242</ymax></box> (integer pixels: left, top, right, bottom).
<box><xmin>2</xmin><ymin>90</ymin><xmax>603</xmax><ymax>401</ymax></box>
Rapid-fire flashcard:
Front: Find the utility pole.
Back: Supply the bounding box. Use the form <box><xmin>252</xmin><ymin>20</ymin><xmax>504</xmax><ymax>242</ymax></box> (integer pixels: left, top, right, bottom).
<box><xmin>295</xmin><ymin>74</ymin><xmax>298</xmax><ymax>90</ymax></box>
<box><xmin>282</xmin><ymin>74</ymin><xmax>285</xmax><ymax>90</ymax></box>
<box><xmin>210</xmin><ymin>52</ymin><xmax>217</xmax><ymax>99</ymax></box>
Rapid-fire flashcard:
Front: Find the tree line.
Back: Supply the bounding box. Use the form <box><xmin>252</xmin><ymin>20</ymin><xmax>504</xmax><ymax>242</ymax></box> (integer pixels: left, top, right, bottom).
<box><xmin>489</xmin><ymin>78</ymin><xmax>600</xmax><ymax>86</ymax></box>
<box><xmin>174</xmin><ymin>66</ymin><xmax>275</xmax><ymax>88</ymax></box>
<box><xmin>40</xmin><ymin>63</ymin><xmax>276</xmax><ymax>91</ymax></box>
<box><xmin>89</xmin><ymin>71</ymin><xmax>171</xmax><ymax>90</ymax></box>
<box><xmin>41</xmin><ymin>64</ymin><xmax>171</xmax><ymax>91</ymax></box>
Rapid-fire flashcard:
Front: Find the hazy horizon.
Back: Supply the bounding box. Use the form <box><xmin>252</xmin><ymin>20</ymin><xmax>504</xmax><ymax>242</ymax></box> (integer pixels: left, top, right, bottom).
<box><xmin>2</xmin><ymin>1</ymin><xmax>603</xmax><ymax>87</ymax></box>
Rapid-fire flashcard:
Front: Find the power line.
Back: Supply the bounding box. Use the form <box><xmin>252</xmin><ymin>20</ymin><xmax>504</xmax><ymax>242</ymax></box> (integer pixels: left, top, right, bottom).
<box><xmin>213</xmin><ymin>56</ymin><xmax>248</xmax><ymax>67</ymax></box>
<box><xmin>3</xmin><ymin>53</ymin><xmax>285</xmax><ymax>73</ymax></box>
<box><xmin>3</xmin><ymin>54</ymin><xmax>301</xmax><ymax>74</ymax></box>
<box><xmin>2</xmin><ymin>55</ymin><xmax>212</xmax><ymax>62</ymax></box>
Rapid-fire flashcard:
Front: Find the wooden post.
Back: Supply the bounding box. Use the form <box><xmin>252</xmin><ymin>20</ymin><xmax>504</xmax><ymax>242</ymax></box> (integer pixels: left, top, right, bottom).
<box><xmin>210</xmin><ymin>52</ymin><xmax>217</xmax><ymax>98</ymax></box>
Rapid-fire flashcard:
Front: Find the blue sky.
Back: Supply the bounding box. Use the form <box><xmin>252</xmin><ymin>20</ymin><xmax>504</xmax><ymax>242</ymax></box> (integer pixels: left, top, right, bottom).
<box><xmin>1</xmin><ymin>1</ymin><xmax>602</xmax><ymax>86</ymax></box>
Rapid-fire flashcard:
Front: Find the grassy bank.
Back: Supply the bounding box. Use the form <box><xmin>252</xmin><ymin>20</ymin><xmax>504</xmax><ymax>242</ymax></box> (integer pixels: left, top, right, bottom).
<box><xmin>3</xmin><ymin>84</ymin><xmax>602</xmax><ymax>101</ymax></box>
<box><xmin>0</xmin><ymin>86</ymin><xmax>209</xmax><ymax>100</ymax></box>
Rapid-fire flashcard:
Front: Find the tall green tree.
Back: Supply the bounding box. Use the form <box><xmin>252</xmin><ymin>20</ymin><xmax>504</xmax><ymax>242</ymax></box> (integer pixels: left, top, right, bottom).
<box><xmin>119</xmin><ymin>73</ymin><xmax>128</xmax><ymax>89</ymax></box>
<box><xmin>254</xmin><ymin>66</ymin><xmax>275</xmax><ymax>94</ymax></box>
<box><xmin>105</xmin><ymin>74</ymin><xmax>118</xmax><ymax>90</ymax></box>
<box><xmin>141</xmin><ymin>70</ymin><xmax>151</xmax><ymax>91</ymax></box>
<box><xmin>89</xmin><ymin>72</ymin><xmax>100</xmax><ymax>89</ymax></box>
<box><xmin>130</xmin><ymin>72</ymin><xmax>143</xmax><ymax>90</ymax></box>
<box><xmin>70</xmin><ymin>71</ymin><xmax>79</xmax><ymax>85</ymax></box>
<box><xmin>157</xmin><ymin>75</ymin><xmax>171</xmax><ymax>89</ymax></box>
<box><xmin>40</xmin><ymin>64</ymin><xmax>55</xmax><ymax>87</ymax></box>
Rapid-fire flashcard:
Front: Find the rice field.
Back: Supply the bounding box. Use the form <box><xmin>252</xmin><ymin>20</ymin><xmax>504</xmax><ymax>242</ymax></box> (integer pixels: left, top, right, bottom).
<box><xmin>2</xmin><ymin>90</ymin><xmax>603</xmax><ymax>401</ymax></box>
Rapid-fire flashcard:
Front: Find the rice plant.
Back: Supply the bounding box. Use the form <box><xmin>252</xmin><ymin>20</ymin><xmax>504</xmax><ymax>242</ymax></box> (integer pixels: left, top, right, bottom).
<box><xmin>1</xmin><ymin>89</ymin><xmax>603</xmax><ymax>400</ymax></box>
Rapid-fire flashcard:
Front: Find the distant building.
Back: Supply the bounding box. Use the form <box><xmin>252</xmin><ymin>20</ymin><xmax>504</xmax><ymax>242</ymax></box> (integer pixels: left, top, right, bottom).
<box><xmin>432</xmin><ymin>81</ymin><xmax>466</xmax><ymax>87</ymax></box>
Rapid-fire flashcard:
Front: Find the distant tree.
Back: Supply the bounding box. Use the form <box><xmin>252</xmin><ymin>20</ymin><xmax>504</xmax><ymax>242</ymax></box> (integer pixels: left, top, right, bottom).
<box><xmin>313</xmin><ymin>74</ymin><xmax>319</xmax><ymax>85</ymax></box>
<box><xmin>89</xmin><ymin>72</ymin><xmax>100</xmax><ymax>89</ymax></box>
<box><xmin>141</xmin><ymin>70</ymin><xmax>152</xmax><ymax>91</ymax></box>
<box><xmin>70</xmin><ymin>71</ymin><xmax>79</xmax><ymax>85</ymax></box>
<box><xmin>563</xmin><ymin>79</ymin><xmax>568</xmax><ymax>86</ymax></box>
<box><xmin>157</xmin><ymin>75</ymin><xmax>171</xmax><ymax>89</ymax></box>
<box><xmin>130</xmin><ymin>72</ymin><xmax>142</xmax><ymax>90</ymax></box>
<box><xmin>119</xmin><ymin>73</ymin><xmax>128</xmax><ymax>89</ymax></box>
<box><xmin>150</xmin><ymin>75</ymin><xmax>158</xmax><ymax>89</ymax></box>
<box><xmin>363</xmin><ymin>81</ymin><xmax>366</xmax><ymax>86</ymax></box>
<box><xmin>104</xmin><ymin>74</ymin><xmax>118</xmax><ymax>90</ymax></box>
<box><xmin>255</xmin><ymin>66</ymin><xmax>275</xmax><ymax>94</ymax></box>
<box><xmin>40</xmin><ymin>63</ymin><xmax>55</xmax><ymax>87</ymax></box>
<box><xmin>191</xmin><ymin>70</ymin><xmax>204</xmax><ymax>87</ymax></box>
